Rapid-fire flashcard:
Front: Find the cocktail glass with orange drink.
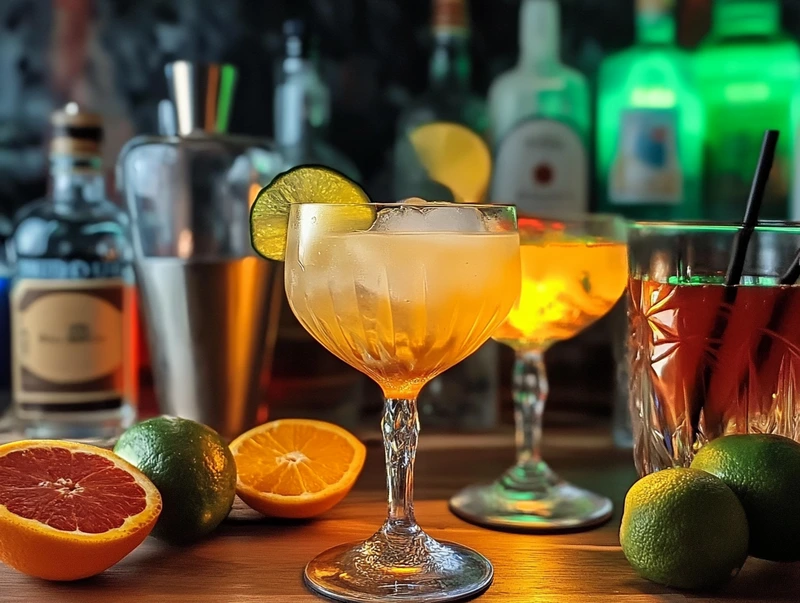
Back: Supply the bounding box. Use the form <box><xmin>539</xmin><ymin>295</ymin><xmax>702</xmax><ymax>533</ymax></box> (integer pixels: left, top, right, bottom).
<box><xmin>284</xmin><ymin>200</ymin><xmax>520</xmax><ymax>601</ymax></box>
<box><xmin>629</xmin><ymin>222</ymin><xmax>800</xmax><ymax>475</ymax></box>
<box><xmin>449</xmin><ymin>215</ymin><xmax>628</xmax><ymax>531</ymax></box>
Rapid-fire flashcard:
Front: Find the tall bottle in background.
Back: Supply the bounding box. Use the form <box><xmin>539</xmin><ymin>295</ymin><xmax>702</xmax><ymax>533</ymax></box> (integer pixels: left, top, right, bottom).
<box><xmin>268</xmin><ymin>20</ymin><xmax>365</xmax><ymax>427</ymax></box>
<box><xmin>596</xmin><ymin>0</ymin><xmax>703</xmax><ymax>220</ymax></box>
<box><xmin>7</xmin><ymin>106</ymin><xmax>137</xmax><ymax>442</ymax></box>
<box><xmin>393</xmin><ymin>0</ymin><xmax>487</xmax><ymax>200</ymax></box>
<box><xmin>275</xmin><ymin>19</ymin><xmax>359</xmax><ymax>179</ymax></box>
<box><xmin>488</xmin><ymin>0</ymin><xmax>590</xmax><ymax>215</ymax></box>
<box><xmin>697</xmin><ymin>0</ymin><xmax>799</xmax><ymax>220</ymax></box>
<box><xmin>0</xmin><ymin>213</ymin><xmax>11</xmax><ymax>428</ymax></box>
<box><xmin>390</xmin><ymin>0</ymin><xmax>496</xmax><ymax>430</ymax></box>
<box><xmin>395</xmin><ymin>0</ymin><xmax>487</xmax><ymax>136</ymax></box>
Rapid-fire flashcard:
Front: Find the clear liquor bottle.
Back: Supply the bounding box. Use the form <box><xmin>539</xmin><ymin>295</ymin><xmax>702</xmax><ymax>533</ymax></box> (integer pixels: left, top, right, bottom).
<box><xmin>596</xmin><ymin>0</ymin><xmax>704</xmax><ymax>220</ymax></box>
<box><xmin>488</xmin><ymin>0</ymin><xmax>590</xmax><ymax>215</ymax></box>
<box><xmin>396</xmin><ymin>0</ymin><xmax>487</xmax><ymax>136</ymax></box>
<box><xmin>695</xmin><ymin>0</ymin><xmax>800</xmax><ymax>220</ymax></box>
<box><xmin>390</xmin><ymin>0</ymin><xmax>497</xmax><ymax>431</ymax></box>
<box><xmin>268</xmin><ymin>21</ymin><xmax>366</xmax><ymax>427</ymax></box>
<box><xmin>275</xmin><ymin>19</ymin><xmax>360</xmax><ymax>179</ymax></box>
<box><xmin>7</xmin><ymin>105</ymin><xmax>137</xmax><ymax>442</ymax></box>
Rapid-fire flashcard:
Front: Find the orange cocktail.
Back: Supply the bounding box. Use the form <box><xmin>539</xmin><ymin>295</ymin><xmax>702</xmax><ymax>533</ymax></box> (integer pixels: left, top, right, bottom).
<box><xmin>494</xmin><ymin>238</ymin><xmax>627</xmax><ymax>350</ymax></box>
<box><xmin>285</xmin><ymin>201</ymin><xmax>520</xmax><ymax>602</ymax></box>
<box><xmin>450</xmin><ymin>215</ymin><xmax>628</xmax><ymax>532</ymax></box>
<box><xmin>288</xmin><ymin>229</ymin><xmax>519</xmax><ymax>398</ymax></box>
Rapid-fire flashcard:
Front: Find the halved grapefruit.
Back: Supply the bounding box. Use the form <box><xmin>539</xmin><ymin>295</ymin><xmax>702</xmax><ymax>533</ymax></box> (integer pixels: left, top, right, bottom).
<box><xmin>0</xmin><ymin>440</ymin><xmax>162</xmax><ymax>581</ymax></box>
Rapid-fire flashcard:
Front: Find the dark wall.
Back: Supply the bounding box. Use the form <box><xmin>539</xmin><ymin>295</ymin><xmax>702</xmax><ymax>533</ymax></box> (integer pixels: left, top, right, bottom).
<box><xmin>1</xmin><ymin>0</ymin><xmax>799</xmax><ymax>213</ymax></box>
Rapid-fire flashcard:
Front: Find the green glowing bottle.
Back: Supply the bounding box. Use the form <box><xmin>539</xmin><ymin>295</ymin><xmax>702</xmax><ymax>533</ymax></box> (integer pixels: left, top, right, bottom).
<box><xmin>696</xmin><ymin>0</ymin><xmax>800</xmax><ymax>220</ymax></box>
<box><xmin>596</xmin><ymin>0</ymin><xmax>704</xmax><ymax>220</ymax></box>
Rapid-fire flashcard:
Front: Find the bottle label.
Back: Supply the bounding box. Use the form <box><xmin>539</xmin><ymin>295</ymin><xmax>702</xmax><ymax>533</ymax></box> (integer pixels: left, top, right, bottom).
<box><xmin>16</xmin><ymin>258</ymin><xmax>130</xmax><ymax>280</ymax></box>
<box><xmin>609</xmin><ymin>109</ymin><xmax>682</xmax><ymax>205</ymax></box>
<box><xmin>491</xmin><ymin>119</ymin><xmax>588</xmax><ymax>215</ymax></box>
<box><xmin>11</xmin><ymin>276</ymin><xmax>127</xmax><ymax>413</ymax></box>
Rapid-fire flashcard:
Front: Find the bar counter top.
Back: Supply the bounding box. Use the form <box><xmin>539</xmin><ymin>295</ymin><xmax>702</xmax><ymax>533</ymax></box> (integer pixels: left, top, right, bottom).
<box><xmin>2</xmin><ymin>426</ymin><xmax>798</xmax><ymax>602</ymax></box>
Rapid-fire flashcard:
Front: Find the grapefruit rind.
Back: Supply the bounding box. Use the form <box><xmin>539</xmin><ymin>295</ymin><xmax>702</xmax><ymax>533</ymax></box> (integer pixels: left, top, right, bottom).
<box><xmin>0</xmin><ymin>440</ymin><xmax>162</xmax><ymax>581</ymax></box>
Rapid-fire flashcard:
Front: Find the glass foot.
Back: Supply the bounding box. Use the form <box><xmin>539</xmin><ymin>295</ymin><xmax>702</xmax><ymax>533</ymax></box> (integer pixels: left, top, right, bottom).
<box><xmin>448</xmin><ymin>461</ymin><xmax>613</xmax><ymax>532</ymax></box>
<box><xmin>304</xmin><ymin>525</ymin><xmax>493</xmax><ymax>602</ymax></box>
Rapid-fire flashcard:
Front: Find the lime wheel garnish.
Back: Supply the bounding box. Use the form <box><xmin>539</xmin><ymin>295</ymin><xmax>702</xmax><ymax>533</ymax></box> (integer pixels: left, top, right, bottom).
<box><xmin>250</xmin><ymin>165</ymin><xmax>373</xmax><ymax>261</ymax></box>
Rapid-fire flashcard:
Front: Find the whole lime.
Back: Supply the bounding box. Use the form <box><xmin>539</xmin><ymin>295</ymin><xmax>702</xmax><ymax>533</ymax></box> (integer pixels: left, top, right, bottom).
<box><xmin>620</xmin><ymin>468</ymin><xmax>748</xmax><ymax>590</ymax></box>
<box><xmin>691</xmin><ymin>434</ymin><xmax>800</xmax><ymax>561</ymax></box>
<box><xmin>114</xmin><ymin>416</ymin><xmax>237</xmax><ymax>544</ymax></box>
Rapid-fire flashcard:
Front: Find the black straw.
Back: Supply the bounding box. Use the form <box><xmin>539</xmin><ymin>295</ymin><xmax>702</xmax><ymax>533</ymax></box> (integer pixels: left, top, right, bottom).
<box><xmin>780</xmin><ymin>248</ymin><xmax>800</xmax><ymax>285</ymax></box>
<box><xmin>690</xmin><ymin>130</ymin><xmax>779</xmax><ymax>436</ymax></box>
<box><xmin>725</xmin><ymin>130</ymin><xmax>780</xmax><ymax>286</ymax></box>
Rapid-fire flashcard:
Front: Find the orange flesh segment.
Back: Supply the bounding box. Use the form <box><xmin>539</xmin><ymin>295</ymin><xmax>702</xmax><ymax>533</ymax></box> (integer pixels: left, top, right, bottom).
<box><xmin>231</xmin><ymin>419</ymin><xmax>366</xmax><ymax>518</ymax></box>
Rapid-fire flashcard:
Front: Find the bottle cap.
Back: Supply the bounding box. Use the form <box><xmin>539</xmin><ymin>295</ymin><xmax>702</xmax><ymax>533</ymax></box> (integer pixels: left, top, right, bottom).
<box><xmin>49</xmin><ymin>103</ymin><xmax>103</xmax><ymax>158</ymax></box>
<box><xmin>165</xmin><ymin>61</ymin><xmax>238</xmax><ymax>136</ymax></box>
<box><xmin>283</xmin><ymin>18</ymin><xmax>305</xmax><ymax>40</ymax></box>
<box><xmin>282</xmin><ymin>19</ymin><xmax>308</xmax><ymax>59</ymax></box>
<box><xmin>433</xmin><ymin>0</ymin><xmax>468</xmax><ymax>33</ymax></box>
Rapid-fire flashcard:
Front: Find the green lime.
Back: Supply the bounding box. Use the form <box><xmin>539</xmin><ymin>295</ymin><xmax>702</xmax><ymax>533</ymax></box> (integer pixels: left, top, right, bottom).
<box><xmin>620</xmin><ymin>468</ymin><xmax>748</xmax><ymax>590</ymax></box>
<box><xmin>250</xmin><ymin>165</ymin><xmax>372</xmax><ymax>261</ymax></box>
<box><xmin>691</xmin><ymin>434</ymin><xmax>800</xmax><ymax>561</ymax></box>
<box><xmin>114</xmin><ymin>416</ymin><xmax>237</xmax><ymax>545</ymax></box>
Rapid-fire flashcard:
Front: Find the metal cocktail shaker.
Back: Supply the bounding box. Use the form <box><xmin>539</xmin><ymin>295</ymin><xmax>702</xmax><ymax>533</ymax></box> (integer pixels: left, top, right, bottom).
<box><xmin>118</xmin><ymin>62</ymin><xmax>283</xmax><ymax>439</ymax></box>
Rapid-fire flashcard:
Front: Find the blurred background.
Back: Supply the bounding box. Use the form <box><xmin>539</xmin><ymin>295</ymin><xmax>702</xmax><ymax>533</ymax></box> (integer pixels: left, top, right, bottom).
<box><xmin>5</xmin><ymin>0</ymin><xmax>795</xmax><ymax>212</ymax></box>
<box><xmin>2</xmin><ymin>0</ymin><xmax>800</xmax><ymax>440</ymax></box>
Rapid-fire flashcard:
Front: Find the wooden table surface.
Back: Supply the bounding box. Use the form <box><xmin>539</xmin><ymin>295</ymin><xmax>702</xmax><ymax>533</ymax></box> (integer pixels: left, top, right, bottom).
<box><xmin>2</xmin><ymin>427</ymin><xmax>799</xmax><ymax>603</ymax></box>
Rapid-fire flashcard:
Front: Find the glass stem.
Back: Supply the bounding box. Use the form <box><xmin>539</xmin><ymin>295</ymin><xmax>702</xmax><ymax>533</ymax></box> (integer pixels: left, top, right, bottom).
<box><xmin>513</xmin><ymin>351</ymin><xmax>548</xmax><ymax>466</ymax></box>
<box><xmin>382</xmin><ymin>398</ymin><xmax>419</xmax><ymax>534</ymax></box>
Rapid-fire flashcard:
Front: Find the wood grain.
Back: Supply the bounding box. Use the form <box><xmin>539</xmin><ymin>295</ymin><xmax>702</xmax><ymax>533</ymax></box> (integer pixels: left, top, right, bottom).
<box><xmin>1</xmin><ymin>428</ymin><xmax>798</xmax><ymax>602</ymax></box>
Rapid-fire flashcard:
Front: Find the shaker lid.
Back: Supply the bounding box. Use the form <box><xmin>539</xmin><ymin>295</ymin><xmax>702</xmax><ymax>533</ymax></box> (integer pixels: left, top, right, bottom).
<box><xmin>165</xmin><ymin>61</ymin><xmax>238</xmax><ymax>136</ymax></box>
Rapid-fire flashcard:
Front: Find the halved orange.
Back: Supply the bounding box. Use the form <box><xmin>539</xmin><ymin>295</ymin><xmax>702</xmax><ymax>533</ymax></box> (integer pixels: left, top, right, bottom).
<box><xmin>230</xmin><ymin>419</ymin><xmax>366</xmax><ymax>519</ymax></box>
<box><xmin>0</xmin><ymin>440</ymin><xmax>162</xmax><ymax>581</ymax></box>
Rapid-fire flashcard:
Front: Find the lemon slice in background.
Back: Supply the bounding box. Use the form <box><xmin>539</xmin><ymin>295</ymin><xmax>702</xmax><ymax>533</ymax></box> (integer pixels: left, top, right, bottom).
<box><xmin>408</xmin><ymin>122</ymin><xmax>492</xmax><ymax>203</ymax></box>
<box><xmin>250</xmin><ymin>165</ymin><xmax>373</xmax><ymax>261</ymax></box>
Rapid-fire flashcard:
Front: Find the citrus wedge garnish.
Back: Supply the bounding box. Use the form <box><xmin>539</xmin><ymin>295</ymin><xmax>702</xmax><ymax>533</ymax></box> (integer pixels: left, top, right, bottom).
<box><xmin>408</xmin><ymin>122</ymin><xmax>491</xmax><ymax>203</ymax></box>
<box><xmin>250</xmin><ymin>165</ymin><xmax>373</xmax><ymax>261</ymax></box>
<box><xmin>0</xmin><ymin>440</ymin><xmax>162</xmax><ymax>581</ymax></box>
<box><xmin>230</xmin><ymin>419</ymin><xmax>366</xmax><ymax>519</ymax></box>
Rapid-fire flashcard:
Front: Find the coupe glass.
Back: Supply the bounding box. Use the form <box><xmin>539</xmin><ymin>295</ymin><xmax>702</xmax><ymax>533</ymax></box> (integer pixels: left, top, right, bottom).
<box><xmin>285</xmin><ymin>202</ymin><xmax>521</xmax><ymax>602</ymax></box>
<box><xmin>449</xmin><ymin>215</ymin><xmax>628</xmax><ymax>531</ymax></box>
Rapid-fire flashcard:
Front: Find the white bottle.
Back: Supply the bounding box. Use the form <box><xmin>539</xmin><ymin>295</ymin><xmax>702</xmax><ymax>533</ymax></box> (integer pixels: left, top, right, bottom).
<box><xmin>488</xmin><ymin>0</ymin><xmax>590</xmax><ymax>215</ymax></box>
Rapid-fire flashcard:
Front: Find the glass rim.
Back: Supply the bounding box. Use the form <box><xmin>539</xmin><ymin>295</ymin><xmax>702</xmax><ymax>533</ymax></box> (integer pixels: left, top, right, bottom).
<box><xmin>289</xmin><ymin>202</ymin><xmax>516</xmax><ymax>210</ymax></box>
<box><xmin>518</xmin><ymin>212</ymin><xmax>627</xmax><ymax>224</ymax></box>
<box><xmin>631</xmin><ymin>220</ymin><xmax>800</xmax><ymax>234</ymax></box>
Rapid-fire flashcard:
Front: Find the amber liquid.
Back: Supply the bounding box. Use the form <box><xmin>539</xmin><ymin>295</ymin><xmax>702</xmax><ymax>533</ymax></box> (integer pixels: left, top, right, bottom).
<box><xmin>493</xmin><ymin>241</ymin><xmax>628</xmax><ymax>351</ymax></box>
<box><xmin>286</xmin><ymin>230</ymin><xmax>521</xmax><ymax>399</ymax></box>
<box><xmin>630</xmin><ymin>278</ymin><xmax>800</xmax><ymax>448</ymax></box>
